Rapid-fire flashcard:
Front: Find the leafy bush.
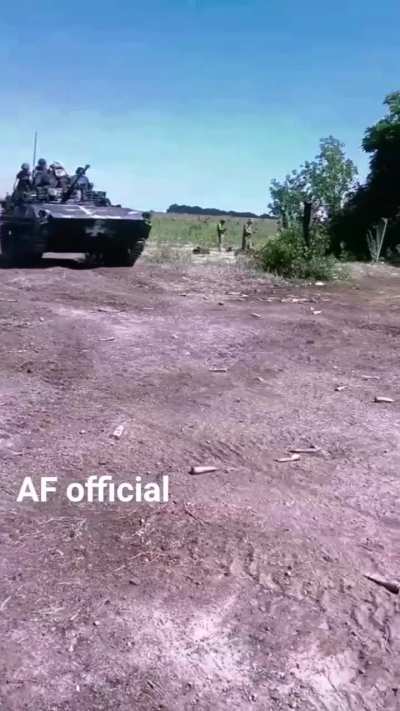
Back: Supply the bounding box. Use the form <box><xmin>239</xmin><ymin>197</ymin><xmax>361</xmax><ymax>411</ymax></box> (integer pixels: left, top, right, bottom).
<box><xmin>257</xmin><ymin>226</ymin><xmax>339</xmax><ymax>280</ymax></box>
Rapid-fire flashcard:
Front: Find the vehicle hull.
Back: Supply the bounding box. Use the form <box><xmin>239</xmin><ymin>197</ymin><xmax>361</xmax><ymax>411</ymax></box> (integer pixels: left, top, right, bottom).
<box><xmin>0</xmin><ymin>202</ymin><xmax>151</xmax><ymax>266</ymax></box>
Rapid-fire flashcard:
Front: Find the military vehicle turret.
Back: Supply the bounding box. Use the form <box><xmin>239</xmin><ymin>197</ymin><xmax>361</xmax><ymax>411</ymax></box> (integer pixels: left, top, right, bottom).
<box><xmin>0</xmin><ymin>164</ymin><xmax>152</xmax><ymax>267</ymax></box>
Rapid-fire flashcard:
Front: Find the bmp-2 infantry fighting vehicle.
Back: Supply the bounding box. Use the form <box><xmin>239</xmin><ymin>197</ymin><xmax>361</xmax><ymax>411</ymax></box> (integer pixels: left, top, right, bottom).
<box><xmin>0</xmin><ymin>164</ymin><xmax>152</xmax><ymax>267</ymax></box>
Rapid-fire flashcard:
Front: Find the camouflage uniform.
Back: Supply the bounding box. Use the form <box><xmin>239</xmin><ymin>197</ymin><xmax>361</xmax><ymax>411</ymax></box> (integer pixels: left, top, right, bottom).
<box><xmin>217</xmin><ymin>220</ymin><xmax>226</xmax><ymax>251</ymax></box>
<box><xmin>242</xmin><ymin>220</ymin><xmax>253</xmax><ymax>251</ymax></box>
<box><xmin>70</xmin><ymin>168</ymin><xmax>91</xmax><ymax>200</ymax></box>
<box><xmin>49</xmin><ymin>163</ymin><xmax>69</xmax><ymax>190</ymax></box>
<box><xmin>15</xmin><ymin>164</ymin><xmax>32</xmax><ymax>192</ymax></box>
<box><xmin>73</xmin><ymin>167</ymin><xmax>90</xmax><ymax>188</ymax></box>
<box><xmin>33</xmin><ymin>159</ymin><xmax>51</xmax><ymax>188</ymax></box>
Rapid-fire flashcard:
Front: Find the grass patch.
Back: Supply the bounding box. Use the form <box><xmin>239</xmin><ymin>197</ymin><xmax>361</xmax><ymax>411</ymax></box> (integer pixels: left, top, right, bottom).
<box><xmin>149</xmin><ymin>212</ymin><xmax>278</xmax><ymax>249</ymax></box>
<box><xmin>144</xmin><ymin>243</ymin><xmax>192</xmax><ymax>264</ymax></box>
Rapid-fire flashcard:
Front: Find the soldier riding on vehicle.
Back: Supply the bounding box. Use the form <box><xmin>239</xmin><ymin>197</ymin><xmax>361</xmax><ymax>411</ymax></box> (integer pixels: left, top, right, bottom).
<box><xmin>49</xmin><ymin>162</ymin><xmax>70</xmax><ymax>190</ymax></box>
<box><xmin>33</xmin><ymin>158</ymin><xmax>51</xmax><ymax>187</ymax></box>
<box><xmin>68</xmin><ymin>167</ymin><xmax>92</xmax><ymax>201</ymax></box>
<box><xmin>15</xmin><ymin>163</ymin><xmax>32</xmax><ymax>193</ymax></box>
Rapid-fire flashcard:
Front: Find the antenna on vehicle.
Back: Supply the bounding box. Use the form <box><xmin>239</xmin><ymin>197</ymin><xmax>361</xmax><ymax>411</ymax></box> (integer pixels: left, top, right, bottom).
<box><xmin>32</xmin><ymin>131</ymin><xmax>38</xmax><ymax>169</ymax></box>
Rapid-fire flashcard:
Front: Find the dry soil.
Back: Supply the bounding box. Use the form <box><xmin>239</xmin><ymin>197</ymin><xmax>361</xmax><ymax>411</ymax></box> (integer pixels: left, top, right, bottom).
<box><xmin>0</xmin><ymin>255</ymin><xmax>399</xmax><ymax>711</ymax></box>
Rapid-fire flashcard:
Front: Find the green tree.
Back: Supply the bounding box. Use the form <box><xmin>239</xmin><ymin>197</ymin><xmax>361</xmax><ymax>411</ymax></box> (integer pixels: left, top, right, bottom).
<box><xmin>269</xmin><ymin>169</ymin><xmax>307</xmax><ymax>227</ymax></box>
<box><xmin>362</xmin><ymin>91</ymin><xmax>400</xmax><ymax>220</ymax></box>
<box><xmin>306</xmin><ymin>137</ymin><xmax>358</xmax><ymax>218</ymax></box>
<box><xmin>363</xmin><ymin>91</ymin><xmax>400</xmax><ymax>153</ymax></box>
<box><xmin>268</xmin><ymin>137</ymin><xmax>357</xmax><ymax>224</ymax></box>
<box><xmin>332</xmin><ymin>92</ymin><xmax>400</xmax><ymax>258</ymax></box>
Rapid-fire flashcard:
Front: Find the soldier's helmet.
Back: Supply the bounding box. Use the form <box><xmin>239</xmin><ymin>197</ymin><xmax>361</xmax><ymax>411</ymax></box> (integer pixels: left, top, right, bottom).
<box><xmin>21</xmin><ymin>163</ymin><xmax>30</xmax><ymax>171</ymax></box>
<box><xmin>38</xmin><ymin>158</ymin><xmax>47</xmax><ymax>167</ymax></box>
<box><xmin>76</xmin><ymin>166</ymin><xmax>85</xmax><ymax>175</ymax></box>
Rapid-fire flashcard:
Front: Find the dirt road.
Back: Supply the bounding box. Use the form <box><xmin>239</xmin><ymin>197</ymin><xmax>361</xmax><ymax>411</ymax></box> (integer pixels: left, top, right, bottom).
<box><xmin>0</xmin><ymin>256</ymin><xmax>399</xmax><ymax>710</ymax></box>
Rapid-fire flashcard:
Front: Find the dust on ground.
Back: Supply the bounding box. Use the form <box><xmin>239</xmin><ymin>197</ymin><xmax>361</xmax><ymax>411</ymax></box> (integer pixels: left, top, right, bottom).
<box><xmin>0</xmin><ymin>254</ymin><xmax>399</xmax><ymax>711</ymax></box>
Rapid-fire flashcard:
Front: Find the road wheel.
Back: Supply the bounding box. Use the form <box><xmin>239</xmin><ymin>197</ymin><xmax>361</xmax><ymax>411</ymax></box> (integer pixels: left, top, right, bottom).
<box><xmin>1</xmin><ymin>230</ymin><xmax>18</xmax><ymax>265</ymax></box>
<box><xmin>128</xmin><ymin>239</ymin><xmax>146</xmax><ymax>265</ymax></box>
<box><xmin>1</xmin><ymin>229</ymin><xmax>42</xmax><ymax>267</ymax></box>
<box><xmin>103</xmin><ymin>241</ymin><xmax>146</xmax><ymax>267</ymax></box>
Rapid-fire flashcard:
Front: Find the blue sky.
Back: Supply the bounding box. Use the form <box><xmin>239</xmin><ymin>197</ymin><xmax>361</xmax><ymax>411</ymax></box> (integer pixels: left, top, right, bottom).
<box><xmin>0</xmin><ymin>0</ymin><xmax>399</xmax><ymax>212</ymax></box>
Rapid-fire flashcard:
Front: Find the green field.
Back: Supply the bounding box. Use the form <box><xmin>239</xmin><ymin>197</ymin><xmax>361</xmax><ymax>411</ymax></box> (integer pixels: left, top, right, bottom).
<box><xmin>149</xmin><ymin>212</ymin><xmax>278</xmax><ymax>249</ymax></box>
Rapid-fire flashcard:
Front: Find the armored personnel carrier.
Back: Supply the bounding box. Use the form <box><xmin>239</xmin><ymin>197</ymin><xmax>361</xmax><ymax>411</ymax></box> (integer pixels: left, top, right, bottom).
<box><xmin>0</xmin><ymin>165</ymin><xmax>152</xmax><ymax>267</ymax></box>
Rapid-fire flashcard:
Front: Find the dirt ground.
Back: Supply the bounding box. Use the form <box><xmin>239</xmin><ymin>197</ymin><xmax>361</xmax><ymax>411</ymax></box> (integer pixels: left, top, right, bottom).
<box><xmin>0</xmin><ymin>254</ymin><xmax>400</xmax><ymax>711</ymax></box>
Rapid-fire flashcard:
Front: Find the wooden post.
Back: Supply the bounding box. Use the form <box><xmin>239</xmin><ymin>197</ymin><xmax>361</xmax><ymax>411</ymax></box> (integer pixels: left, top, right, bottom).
<box><xmin>303</xmin><ymin>201</ymin><xmax>312</xmax><ymax>246</ymax></box>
